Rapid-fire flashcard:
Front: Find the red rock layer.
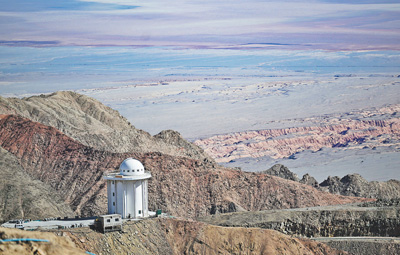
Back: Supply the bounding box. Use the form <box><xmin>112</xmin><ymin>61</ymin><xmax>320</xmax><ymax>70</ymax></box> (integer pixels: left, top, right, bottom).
<box><xmin>195</xmin><ymin>118</ymin><xmax>400</xmax><ymax>162</ymax></box>
<box><xmin>0</xmin><ymin>115</ymin><xmax>371</xmax><ymax>218</ymax></box>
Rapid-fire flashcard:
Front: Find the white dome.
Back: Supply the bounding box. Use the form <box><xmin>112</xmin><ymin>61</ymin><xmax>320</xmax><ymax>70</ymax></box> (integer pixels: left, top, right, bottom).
<box><xmin>119</xmin><ymin>158</ymin><xmax>145</xmax><ymax>176</ymax></box>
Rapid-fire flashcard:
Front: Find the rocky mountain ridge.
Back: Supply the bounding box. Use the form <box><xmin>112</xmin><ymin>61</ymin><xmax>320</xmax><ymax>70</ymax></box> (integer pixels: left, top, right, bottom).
<box><xmin>0</xmin><ymin>91</ymin><xmax>210</xmax><ymax>162</ymax></box>
<box><xmin>265</xmin><ymin>164</ymin><xmax>400</xmax><ymax>200</ymax></box>
<box><xmin>0</xmin><ymin>114</ymin><xmax>370</xmax><ymax>221</ymax></box>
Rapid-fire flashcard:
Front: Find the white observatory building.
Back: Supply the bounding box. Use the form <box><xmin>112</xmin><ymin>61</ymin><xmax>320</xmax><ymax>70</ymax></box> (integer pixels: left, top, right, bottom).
<box><xmin>104</xmin><ymin>158</ymin><xmax>151</xmax><ymax>219</ymax></box>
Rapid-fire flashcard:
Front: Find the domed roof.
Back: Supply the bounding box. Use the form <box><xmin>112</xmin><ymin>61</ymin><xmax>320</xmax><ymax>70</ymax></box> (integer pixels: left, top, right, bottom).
<box><xmin>119</xmin><ymin>158</ymin><xmax>145</xmax><ymax>176</ymax></box>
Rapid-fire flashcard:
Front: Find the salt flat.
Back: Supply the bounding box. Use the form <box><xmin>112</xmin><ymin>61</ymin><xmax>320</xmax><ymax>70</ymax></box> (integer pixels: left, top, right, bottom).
<box><xmin>82</xmin><ymin>75</ymin><xmax>400</xmax><ymax>138</ymax></box>
<box><xmin>81</xmin><ymin>73</ymin><xmax>400</xmax><ymax>182</ymax></box>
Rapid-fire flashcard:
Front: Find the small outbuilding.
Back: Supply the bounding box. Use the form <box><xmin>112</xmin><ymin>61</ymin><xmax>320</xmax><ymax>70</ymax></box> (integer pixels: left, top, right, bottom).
<box><xmin>95</xmin><ymin>214</ymin><xmax>122</xmax><ymax>233</ymax></box>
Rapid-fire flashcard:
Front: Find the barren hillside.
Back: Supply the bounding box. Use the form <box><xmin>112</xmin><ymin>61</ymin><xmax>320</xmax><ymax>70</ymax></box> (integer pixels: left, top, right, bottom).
<box><xmin>0</xmin><ymin>114</ymin><xmax>369</xmax><ymax>221</ymax></box>
<box><xmin>64</xmin><ymin>218</ymin><xmax>348</xmax><ymax>255</ymax></box>
<box><xmin>0</xmin><ymin>92</ymin><xmax>210</xmax><ymax>161</ymax></box>
<box><xmin>0</xmin><ymin>147</ymin><xmax>74</xmax><ymax>223</ymax></box>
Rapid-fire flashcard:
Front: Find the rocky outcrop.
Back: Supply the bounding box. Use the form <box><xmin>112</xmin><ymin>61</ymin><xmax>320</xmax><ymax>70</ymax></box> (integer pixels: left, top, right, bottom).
<box><xmin>300</xmin><ymin>173</ymin><xmax>319</xmax><ymax>188</ymax></box>
<box><xmin>199</xmin><ymin>204</ymin><xmax>400</xmax><ymax>238</ymax></box>
<box><xmin>318</xmin><ymin>174</ymin><xmax>400</xmax><ymax>199</ymax></box>
<box><xmin>64</xmin><ymin>218</ymin><xmax>348</xmax><ymax>255</ymax></box>
<box><xmin>194</xmin><ymin>105</ymin><xmax>400</xmax><ymax>163</ymax></box>
<box><xmin>0</xmin><ymin>115</ymin><xmax>369</xmax><ymax>221</ymax></box>
<box><xmin>264</xmin><ymin>164</ymin><xmax>400</xmax><ymax>200</ymax></box>
<box><xmin>0</xmin><ymin>147</ymin><xmax>74</xmax><ymax>223</ymax></box>
<box><xmin>0</xmin><ymin>92</ymin><xmax>210</xmax><ymax>162</ymax></box>
<box><xmin>263</xmin><ymin>164</ymin><xmax>300</xmax><ymax>182</ymax></box>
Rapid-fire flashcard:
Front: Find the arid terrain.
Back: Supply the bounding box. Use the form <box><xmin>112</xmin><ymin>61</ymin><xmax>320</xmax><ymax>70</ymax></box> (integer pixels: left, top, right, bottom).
<box><xmin>1</xmin><ymin>218</ymin><xmax>350</xmax><ymax>255</ymax></box>
<box><xmin>195</xmin><ymin>105</ymin><xmax>400</xmax><ymax>163</ymax></box>
<box><xmin>80</xmin><ymin>75</ymin><xmax>400</xmax><ymax>182</ymax></box>
<box><xmin>194</xmin><ymin>103</ymin><xmax>400</xmax><ymax>181</ymax></box>
<box><xmin>0</xmin><ymin>91</ymin><xmax>398</xmax><ymax>255</ymax></box>
<box><xmin>0</xmin><ymin>112</ymin><xmax>368</xmax><ymax>221</ymax></box>
<box><xmin>1</xmin><ymin>0</ymin><xmax>399</xmax><ymax>253</ymax></box>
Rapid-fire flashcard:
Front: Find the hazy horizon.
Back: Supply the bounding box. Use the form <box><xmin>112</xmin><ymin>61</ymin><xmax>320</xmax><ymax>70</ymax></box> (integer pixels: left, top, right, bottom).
<box><xmin>1</xmin><ymin>0</ymin><xmax>399</xmax><ymax>181</ymax></box>
<box><xmin>1</xmin><ymin>0</ymin><xmax>400</xmax><ymax>96</ymax></box>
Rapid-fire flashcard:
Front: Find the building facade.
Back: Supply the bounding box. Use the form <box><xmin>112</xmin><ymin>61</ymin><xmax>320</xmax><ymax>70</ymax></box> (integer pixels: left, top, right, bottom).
<box><xmin>104</xmin><ymin>158</ymin><xmax>152</xmax><ymax>219</ymax></box>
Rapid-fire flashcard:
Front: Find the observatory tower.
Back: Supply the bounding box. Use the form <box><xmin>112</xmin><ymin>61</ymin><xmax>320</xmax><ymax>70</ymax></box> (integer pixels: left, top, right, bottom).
<box><xmin>104</xmin><ymin>158</ymin><xmax>151</xmax><ymax>219</ymax></box>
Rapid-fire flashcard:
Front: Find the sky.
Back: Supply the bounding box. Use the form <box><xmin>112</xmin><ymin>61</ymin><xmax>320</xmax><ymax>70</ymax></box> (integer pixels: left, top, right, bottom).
<box><xmin>0</xmin><ymin>0</ymin><xmax>399</xmax><ymax>50</ymax></box>
<box><xmin>0</xmin><ymin>0</ymin><xmax>399</xmax><ymax>96</ymax></box>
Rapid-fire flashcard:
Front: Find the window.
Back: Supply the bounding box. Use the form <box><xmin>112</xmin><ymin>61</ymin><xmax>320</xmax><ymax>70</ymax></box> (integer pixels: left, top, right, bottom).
<box><xmin>112</xmin><ymin>181</ymin><xmax>114</xmax><ymax>184</ymax></box>
<box><xmin>138</xmin><ymin>210</ymin><xmax>142</xmax><ymax>214</ymax></box>
<box><xmin>115</xmin><ymin>218</ymin><xmax>119</xmax><ymax>222</ymax></box>
<box><xmin>107</xmin><ymin>219</ymin><xmax>111</xmax><ymax>223</ymax></box>
<box><xmin>113</xmin><ymin>202</ymin><xmax>115</xmax><ymax>206</ymax></box>
<box><xmin>137</xmin><ymin>169</ymin><xmax>139</xmax><ymax>172</ymax></box>
<box><xmin>112</xmin><ymin>192</ymin><xmax>115</xmax><ymax>196</ymax></box>
<box><xmin>127</xmin><ymin>170</ymin><xmax>130</xmax><ymax>172</ymax></box>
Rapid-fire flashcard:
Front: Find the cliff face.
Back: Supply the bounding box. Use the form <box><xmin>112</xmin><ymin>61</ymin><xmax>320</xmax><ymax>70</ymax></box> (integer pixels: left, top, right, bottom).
<box><xmin>199</xmin><ymin>203</ymin><xmax>400</xmax><ymax>238</ymax></box>
<box><xmin>194</xmin><ymin>105</ymin><xmax>400</xmax><ymax>163</ymax></box>
<box><xmin>0</xmin><ymin>92</ymin><xmax>210</xmax><ymax>161</ymax></box>
<box><xmin>0</xmin><ymin>114</ymin><xmax>369</xmax><ymax>220</ymax></box>
<box><xmin>318</xmin><ymin>238</ymin><xmax>400</xmax><ymax>255</ymax></box>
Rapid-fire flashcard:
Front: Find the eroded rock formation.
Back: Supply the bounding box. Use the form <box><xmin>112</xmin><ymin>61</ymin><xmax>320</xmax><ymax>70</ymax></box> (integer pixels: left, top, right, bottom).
<box><xmin>194</xmin><ymin>105</ymin><xmax>400</xmax><ymax>163</ymax></box>
<box><xmin>0</xmin><ymin>114</ymin><xmax>369</xmax><ymax>220</ymax></box>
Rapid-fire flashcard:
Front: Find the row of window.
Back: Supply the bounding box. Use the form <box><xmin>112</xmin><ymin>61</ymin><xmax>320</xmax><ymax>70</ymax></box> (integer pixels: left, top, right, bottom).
<box><xmin>106</xmin><ymin>218</ymin><xmax>119</xmax><ymax>222</ymax></box>
<box><xmin>122</xmin><ymin>169</ymin><xmax>143</xmax><ymax>173</ymax></box>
